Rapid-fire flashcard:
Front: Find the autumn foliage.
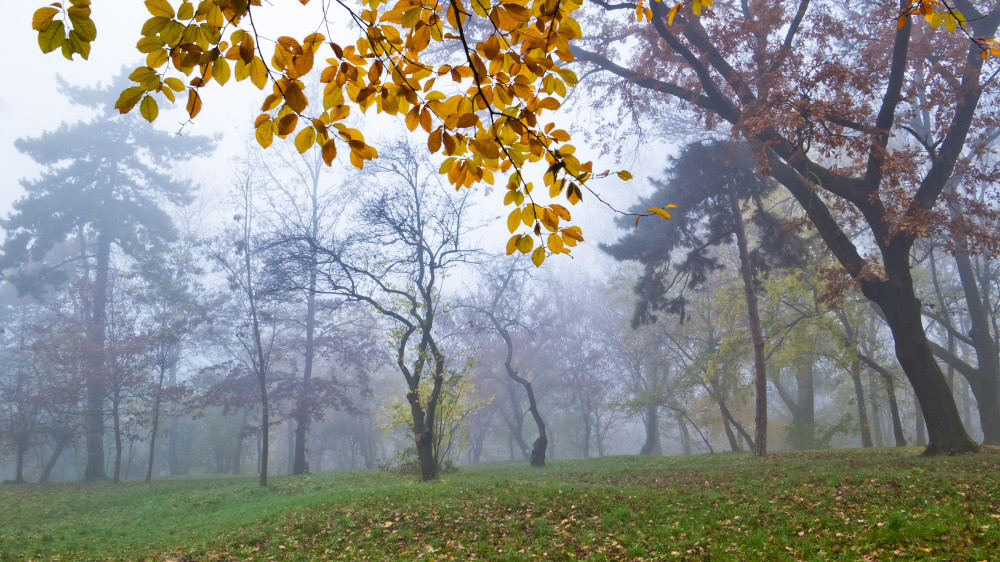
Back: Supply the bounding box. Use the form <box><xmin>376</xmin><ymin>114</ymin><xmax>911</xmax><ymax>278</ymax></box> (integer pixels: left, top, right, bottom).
<box><xmin>29</xmin><ymin>0</ymin><xmax>639</xmax><ymax>266</ymax></box>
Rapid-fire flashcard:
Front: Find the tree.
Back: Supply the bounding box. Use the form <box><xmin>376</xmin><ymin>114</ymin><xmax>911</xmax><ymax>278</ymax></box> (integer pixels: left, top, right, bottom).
<box><xmin>921</xmin><ymin>232</ymin><xmax>1000</xmax><ymax>444</ymax></box>
<box><xmin>297</xmin><ymin>141</ymin><xmax>477</xmax><ymax>480</ymax></box>
<box><xmin>0</xmin><ymin>75</ymin><xmax>212</xmax><ymax>479</ymax></box>
<box><xmin>604</xmin><ymin>141</ymin><xmax>805</xmax><ymax>456</ymax></box>
<box><xmin>462</xmin><ymin>258</ymin><xmax>549</xmax><ymax>466</ymax></box>
<box><xmin>256</xmin><ymin>141</ymin><xmax>346</xmax><ymax>476</ymax></box>
<box><xmin>130</xmin><ymin>247</ymin><xmax>204</xmax><ymax>482</ymax></box>
<box><xmin>575</xmin><ymin>0</ymin><xmax>999</xmax><ymax>454</ymax></box>
<box><xmin>204</xmin><ymin>162</ymin><xmax>281</xmax><ymax>487</ymax></box>
<box><xmin>0</xmin><ymin>329</ymin><xmax>46</xmax><ymax>483</ymax></box>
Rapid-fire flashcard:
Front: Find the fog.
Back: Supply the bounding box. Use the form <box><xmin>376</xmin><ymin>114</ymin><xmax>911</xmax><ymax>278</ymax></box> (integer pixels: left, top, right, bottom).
<box><xmin>1</xmin><ymin>0</ymin><xmax>996</xmax><ymax>488</ymax></box>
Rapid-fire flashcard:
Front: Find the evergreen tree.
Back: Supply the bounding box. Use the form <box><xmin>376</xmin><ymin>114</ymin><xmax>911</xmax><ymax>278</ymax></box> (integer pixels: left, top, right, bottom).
<box><xmin>0</xmin><ymin>73</ymin><xmax>213</xmax><ymax>481</ymax></box>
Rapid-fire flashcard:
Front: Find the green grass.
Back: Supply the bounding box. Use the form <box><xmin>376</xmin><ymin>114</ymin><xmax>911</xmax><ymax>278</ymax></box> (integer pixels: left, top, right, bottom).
<box><xmin>2</xmin><ymin>448</ymin><xmax>999</xmax><ymax>560</ymax></box>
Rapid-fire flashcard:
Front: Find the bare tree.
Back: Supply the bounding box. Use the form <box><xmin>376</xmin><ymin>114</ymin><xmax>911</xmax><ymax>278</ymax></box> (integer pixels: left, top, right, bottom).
<box><xmin>301</xmin><ymin>141</ymin><xmax>477</xmax><ymax>481</ymax></box>
<box><xmin>203</xmin><ymin>162</ymin><xmax>280</xmax><ymax>487</ymax></box>
<box><xmin>462</xmin><ymin>258</ymin><xmax>549</xmax><ymax>466</ymax></box>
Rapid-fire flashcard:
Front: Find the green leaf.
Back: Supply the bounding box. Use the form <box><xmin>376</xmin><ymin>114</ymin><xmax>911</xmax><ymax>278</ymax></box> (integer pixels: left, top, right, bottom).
<box><xmin>139</xmin><ymin>95</ymin><xmax>159</xmax><ymax>122</ymax></box>
<box><xmin>38</xmin><ymin>20</ymin><xmax>66</xmax><ymax>54</ymax></box>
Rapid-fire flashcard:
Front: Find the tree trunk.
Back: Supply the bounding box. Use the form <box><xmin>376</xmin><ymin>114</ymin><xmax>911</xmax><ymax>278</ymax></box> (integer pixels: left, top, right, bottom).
<box><xmin>722</xmin><ymin>417</ymin><xmax>741</xmax><ymax>452</ymax></box>
<box><xmin>167</xmin><ymin>359</ymin><xmax>183</xmax><ymax>476</ymax></box>
<box><xmin>851</xmin><ymin>363</ymin><xmax>873</xmax><ymax>448</ymax></box>
<box><xmin>728</xmin><ymin>189</ymin><xmax>768</xmax><ymax>457</ymax></box>
<box><xmin>83</xmin><ymin>234</ymin><xmax>111</xmax><ymax>481</ymax></box>
<box><xmin>866</xmin><ymin>277</ymin><xmax>972</xmax><ymax>453</ymax></box>
<box><xmin>258</xmin><ymin>376</ymin><xmax>269</xmax><ymax>487</ymax></box>
<box><xmin>494</xmin><ymin>317</ymin><xmax>547</xmax><ymax>467</ymax></box>
<box><xmin>879</xmin><ymin>369</ymin><xmax>907</xmax><ymax>448</ymax></box>
<box><xmin>914</xmin><ymin>389</ymin><xmax>927</xmax><ymax>446</ymax></box>
<box><xmin>504</xmin><ymin>383</ymin><xmax>530</xmax><ymax>458</ymax></box>
<box><xmin>639</xmin><ymin>404</ymin><xmax>662</xmax><ymax>456</ymax></box>
<box><xmin>292</xmin><ymin>272</ymin><xmax>317</xmax><ymax>475</ymax></box>
<box><xmin>798</xmin><ymin>359</ymin><xmax>815</xmax><ymax>448</ymax></box>
<box><xmin>40</xmin><ymin>430</ymin><xmax>71</xmax><ymax>483</ymax></box>
<box><xmin>717</xmin><ymin>398</ymin><xmax>754</xmax><ymax>451</ymax></box>
<box><xmin>953</xmin><ymin>251</ymin><xmax>1000</xmax><ymax>444</ymax></box>
<box><xmin>232</xmin><ymin>408</ymin><xmax>250</xmax><ymax>475</ymax></box>
<box><xmin>869</xmin><ymin>372</ymin><xmax>885</xmax><ymax>448</ymax></box>
<box><xmin>14</xmin><ymin>438</ymin><xmax>27</xmax><ymax>483</ymax></box>
<box><xmin>676</xmin><ymin>413</ymin><xmax>691</xmax><ymax>455</ymax></box>
<box><xmin>146</xmin><ymin>355</ymin><xmax>171</xmax><ymax>482</ymax></box>
<box><xmin>112</xmin><ymin>391</ymin><xmax>123</xmax><ymax>484</ymax></box>
<box><xmin>406</xmin><ymin>375</ymin><xmax>440</xmax><ymax>482</ymax></box>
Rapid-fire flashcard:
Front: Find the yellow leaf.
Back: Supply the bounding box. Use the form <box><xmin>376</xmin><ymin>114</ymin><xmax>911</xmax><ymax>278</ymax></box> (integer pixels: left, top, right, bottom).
<box><xmin>139</xmin><ymin>95</ymin><xmax>159</xmax><ymax>122</ymax></box>
<box><xmin>668</xmin><ymin>3</ymin><xmax>679</xmax><ymax>25</ymax></box>
<box><xmin>146</xmin><ymin>49</ymin><xmax>169</xmax><ymax>67</ymax></box>
<box><xmin>517</xmin><ymin>235</ymin><xmax>534</xmax><ymax>254</ymax></box>
<box><xmin>177</xmin><ymin>1</ymin><xmax>194</xmax><ymax>19</ymax></box>
<box><xmin>547</xmin><ymin>233</ymin><xmax>564</xmax><ymax>254</ymax></box>
<box><xmin>506</xmin><ymin>235</ymin><xmax>520</xmax><ymax>255</ymax></box>
<box><xmin>164</xmin><ymin>77</ymin><xmax>185</xmax><ymax>91</ymax></box>
<box><xmin>249</xmin><ymin>57</ymin><xmax>268</xmax><ymax>89</ymax></box>
<box><xmin>617</xmin><ymin>170</ymin><xmax>633</xmax><ymax>181</ymax></box>
<box><xmin>295</xmin><ymin>126</ymin><xmax>316</xmax><ymax>153</ymax></box>
<box><xmin>531</xmin><ymin>246</ymin><xmax>545</xmax><ymax>266</ymax></box>
<box><xmin>213</xmin><ymin>57</ymin><xmax>231</xmax><ymax>85</ymax></box>
<box><xmin>32</xmin><ymin>7</ymin><xmax>59</xmax><ymax>32</ymax></box>
<box><xmin>550</xmin><ymin>204</ymin><xmax>571</xmax><ymax>220</ymax></box>
<box><xmin>648</xmin><ymin>207</ymin><xmax>672</xmax><ymax>219</ymax></box>
<box><xmin>256</xmin><ymin>119</ymin><xmax>274</xmax><ymax>148</ymax></box>
<box><xmin>562</xmin><ymin>226</ymin><xmax>584</xmax><ymax>242</ymax></box>
<box><xmin>401</xmin><ymin>7</ymin><xmax>422</xmax><ymax>28</ymax></box>
<box><xmin>185</xmin><ymin>88</ymin><xmax>202</xmax><ymax>118</ymax></box>
<box><xmin>145</xmin><ymin>0</ymin><xmax>175</xmax><ymax>19</ymax></box>
<box><xmin>114</xmin><ymin>86</ymin><xmax>145</xmax><ymax>112</ymax></box>
<box><xmin>507</xmin><ymin>208</ymin><xmax>521</xmax><ymax>233</ymax></box>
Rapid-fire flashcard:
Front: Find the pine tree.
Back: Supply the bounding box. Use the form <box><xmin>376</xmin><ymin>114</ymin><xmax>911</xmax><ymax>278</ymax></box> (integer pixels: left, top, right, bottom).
<box><xmin>0</xmin><ymin>73</ymin><xmax>213</xmax><ymax>481</ymax></box>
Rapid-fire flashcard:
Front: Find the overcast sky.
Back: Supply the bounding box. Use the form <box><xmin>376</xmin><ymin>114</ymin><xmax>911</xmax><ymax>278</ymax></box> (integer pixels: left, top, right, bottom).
<box><xmin>0</xmin><ymin>3</ymin><xmax>666</xmax><ymax>274</ymax></box>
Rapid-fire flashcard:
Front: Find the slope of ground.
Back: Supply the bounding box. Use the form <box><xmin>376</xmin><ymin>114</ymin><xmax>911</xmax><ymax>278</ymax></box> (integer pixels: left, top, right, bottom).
<box><xmin>1</xmin><ymin>448</ymin><xmax>998</xmax><ymax>560</ymax></box>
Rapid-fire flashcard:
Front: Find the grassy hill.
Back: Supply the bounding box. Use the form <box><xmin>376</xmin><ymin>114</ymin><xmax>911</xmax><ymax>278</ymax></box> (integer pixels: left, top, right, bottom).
<box><xmin>1</xmin><ymin>448</ymin><xmax>998</xmax><ymax>560</ymax></box>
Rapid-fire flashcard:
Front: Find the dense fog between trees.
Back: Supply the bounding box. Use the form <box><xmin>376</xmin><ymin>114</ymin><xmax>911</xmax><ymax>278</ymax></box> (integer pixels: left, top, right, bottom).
<box><xmin>3</xmin><ymin>0</ymin><xmax>1000</xmax><ymax>484</ymax></box>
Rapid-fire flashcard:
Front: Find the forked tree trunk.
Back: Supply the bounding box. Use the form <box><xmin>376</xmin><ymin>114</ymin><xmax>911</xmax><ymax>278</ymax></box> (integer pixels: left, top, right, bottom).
<box><xmin>851</xmin><ymin>364</ymin><xmax>874</xmax><ymax>448</ymax></box>
<box><xmin>494</xmin><ymin>317</ymin><xmax>547</xmax><ymax>467</ymax></box>
<box><xmin>40</xmin><ymin>430</ymin><xmax>71</xmax><ymax>483</ymax></box>
<box><xmin>865</xmin><ymin>275</ymin><xmax>974</xmax><ymax>454</ymax></box>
